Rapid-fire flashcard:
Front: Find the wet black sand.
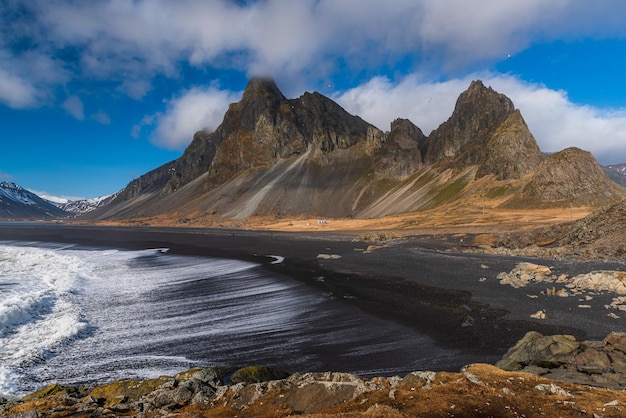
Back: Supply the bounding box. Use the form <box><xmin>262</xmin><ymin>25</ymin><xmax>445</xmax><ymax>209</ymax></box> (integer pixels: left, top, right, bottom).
<box><xmin>1</xmin><ymin>223</ymin><xmax>624</xmax><ymax>367</ymax></box>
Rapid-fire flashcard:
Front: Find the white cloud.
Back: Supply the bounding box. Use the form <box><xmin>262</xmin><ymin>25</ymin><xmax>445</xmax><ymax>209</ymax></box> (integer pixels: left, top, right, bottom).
<box><xmin>0</xmin><ymin>68</ymin><xmax>39</xmax><ymax>108</ymax></box>
<box><xmin>91</xmin><ymin>111</ymin><xmax>111</xmax><ymax>124</ymax></box>
<box><xmin>335</xmin><ymin>73</ymin><xmax>626</xmax><ymax>165</ymax></box>
<box><xmin>0</xmin><ymin>47</ymin><xmax>70</xmax><ymax>109</ymax></box>
<box><xmin>62</xmin><ymin>95</ymin><xmax>85</xmax><ymax>120</ymax></box>
<box><xmin>17</xmin><ymin>0</ymin><xmax>626</xmax><ymax>94</ymax></box>
<box><xmin>28</xmin><ymin>190</ymin><xmax>84</xmax><ymax>204</ymax></box>
<box><xmin>333</xmin><ymin>75</ymin><xmax>465</xmax><ymax>132</ymax></box>
<box><xmin>136</xmin><ymin>86</ymin><xmax>241</xmax><ymax>150</ymax></box>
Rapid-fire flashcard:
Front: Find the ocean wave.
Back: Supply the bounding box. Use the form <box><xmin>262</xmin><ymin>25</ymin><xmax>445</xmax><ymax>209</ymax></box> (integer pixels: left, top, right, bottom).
<box><xmin>0</xmin><ymin>243</ymin><xmax>89</xmax><ymax>395</ymax></box>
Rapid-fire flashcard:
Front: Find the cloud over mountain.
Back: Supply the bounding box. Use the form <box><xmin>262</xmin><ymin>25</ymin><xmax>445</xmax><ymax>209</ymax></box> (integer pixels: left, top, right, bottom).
<box><xmin>134</xmin><ymin>86</ymin><xmax>242</xmax><ymax>150</ymax></box>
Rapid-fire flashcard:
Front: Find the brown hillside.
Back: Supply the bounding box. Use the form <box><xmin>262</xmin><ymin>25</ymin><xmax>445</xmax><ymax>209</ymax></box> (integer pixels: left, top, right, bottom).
<box><xmin>503</xmin><ymin>147</ymin><xmax>622</xmax><ymax>209</ymax></box>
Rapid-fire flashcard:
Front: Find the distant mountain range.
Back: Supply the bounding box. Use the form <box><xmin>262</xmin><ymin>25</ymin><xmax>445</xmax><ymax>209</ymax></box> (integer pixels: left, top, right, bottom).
<box><xmin>83</xmin><ymin>78</ymin><xmax>625</xmax><ymax>224</ymax></box>
<box><xmin>0</xmin><ymin>182</ymin><xmax>115</xmax><ymax>220</ymax></box>
<box><xmin>2</xmin><ymin>78</ymin><xmax>626</xmax><ymax>222</ymax></box>
<box><xmin>55</xmin><ymin>194</ymin><xmax>118</xmax><ymax>214</ymax></box>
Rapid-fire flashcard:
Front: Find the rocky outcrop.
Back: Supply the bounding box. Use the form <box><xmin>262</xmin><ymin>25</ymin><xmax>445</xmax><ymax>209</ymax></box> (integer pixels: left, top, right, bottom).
<box><xmin>504</xmin><ymin>147</ymin><xmax>617</xmax><ymax>208</ymax></box>
<box><xmin>498</xmin><ymin>331</ymin><xmax>626</xmax><ymax>390</ymax></box>
<box><xmin>373</xmin><ymin>118</ymin><xmax>426</xmax><ymax>179</ymax></box>
<box><xmin>464</xmin><ymin>109</ymin><xmax>545</xmax><ymax>180</ymax></box>
<box><xmin>556</xmin><ymin>200</ymin><xmax>626</xmax><ymax>258</ymax></box>
<box><xmin>473</xmin><ymin>199</ymin><xmax>626</xmax><ymax>261</ymax></box>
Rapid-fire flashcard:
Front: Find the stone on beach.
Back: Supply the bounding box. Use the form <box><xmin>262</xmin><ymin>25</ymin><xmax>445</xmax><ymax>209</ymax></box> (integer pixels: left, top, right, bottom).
<box><xmin>567</xmin><ymin>270</ymin><xmax>626</xmax><ymax>294</ymax></box>
<box><xmin>497</xmin><ymin>262</ymin><xmax>553</xmax><ymax>288</ymax></box>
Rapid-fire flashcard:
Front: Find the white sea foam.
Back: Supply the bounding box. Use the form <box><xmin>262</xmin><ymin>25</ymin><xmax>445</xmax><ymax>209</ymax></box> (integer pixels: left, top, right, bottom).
<box><xmin>0</xmin><ymin>243</ymin><xmax>89</xmax><ymax>394</ymax></box>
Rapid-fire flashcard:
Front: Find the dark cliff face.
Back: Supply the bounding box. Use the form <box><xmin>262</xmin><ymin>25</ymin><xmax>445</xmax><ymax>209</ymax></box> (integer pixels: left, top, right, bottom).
<box><xmin>463</xmin><ymin>109</ymin><xmax>545</xmax><ymax>180</ymax></box>
<box><xmin>103</xmin><ymin>77</ymin><xmax>379</xmax><ymax>214</ymax></box>
<box><xmin>424</xmin><ymin>80</ymin><xmax>515</xmax><ymax>165</ymax></box>
<box><xmin>374</xmin><ymin>118</ymin><xmax>426</xmax><ymax>179</ymax></box>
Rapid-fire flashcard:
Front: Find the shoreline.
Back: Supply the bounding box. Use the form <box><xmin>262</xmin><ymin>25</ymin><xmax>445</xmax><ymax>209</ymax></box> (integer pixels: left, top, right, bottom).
<box><xmin>1</xmin><ymin>224</ymin><xmax>618</xmax><ymax>363</ymax></box>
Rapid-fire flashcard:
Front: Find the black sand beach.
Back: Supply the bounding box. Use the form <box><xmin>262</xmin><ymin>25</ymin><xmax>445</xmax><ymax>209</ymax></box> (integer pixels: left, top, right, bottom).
<box><xmin>1</xmin><ymin>223</ymin><xmax>624</xmax><ymax>370</ymax></box>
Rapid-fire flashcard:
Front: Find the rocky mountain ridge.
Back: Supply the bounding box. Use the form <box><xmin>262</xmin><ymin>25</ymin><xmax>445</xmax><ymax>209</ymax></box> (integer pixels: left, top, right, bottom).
<box><xmin>82</xmin><ymin>78</ymin><xmax>624</xmax><ymax>223</ymax></box>
<box><xmin>55</xmin><ymin>193</ymin><xmax>119</xmax><ymax>214</ymax></box>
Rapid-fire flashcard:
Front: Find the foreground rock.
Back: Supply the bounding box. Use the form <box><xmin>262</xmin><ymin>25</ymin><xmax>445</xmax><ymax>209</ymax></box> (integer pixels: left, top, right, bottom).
<box><xmin>498</xmin><ymin>331</ymin><xmax>626</xmax><ymax>390</ymax></box>
<box><xmin>6</xmin><ymin>349</ymin><xmax>626</xmax><ymax>417</ymax></box>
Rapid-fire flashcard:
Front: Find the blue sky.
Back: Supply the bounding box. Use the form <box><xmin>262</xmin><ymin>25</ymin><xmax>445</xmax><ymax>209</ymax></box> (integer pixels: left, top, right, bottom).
<box><xmin>2</xmin><ymin>1</ymin><xmax>626</xmax><ymax>201</ymax></box>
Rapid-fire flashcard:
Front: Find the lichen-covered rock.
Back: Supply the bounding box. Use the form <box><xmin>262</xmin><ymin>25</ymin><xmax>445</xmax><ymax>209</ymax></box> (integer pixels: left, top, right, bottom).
<box><xmin>497</xmin><ymin>331</ymin><xmax>580</xmax><ymax>370</ymax></box>
<box><xmin>282</xmin><ymin>381</ymin><xmax>361</xmax><ymax>414</ymax></box>
<box><xmin>22</xmin><ymin>383</ymin><xmax>75</xmax><ymax>401</ymax></box>
<box><xmin>10</xmin><ymin>356</ymin><xmax>626</xmax><ymax>417</ymax></box>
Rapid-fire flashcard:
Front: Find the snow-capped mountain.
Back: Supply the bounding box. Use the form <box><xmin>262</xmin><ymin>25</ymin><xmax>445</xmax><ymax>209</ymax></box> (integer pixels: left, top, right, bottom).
<box><xmin>605</xmin><ymin>163</ymin><xmax>626</xmax><ymax>187</ymax></box>
<box><xmin>56</xmin><ymin>193</ymin><xmax>118</xmax><ymax>214</ymax></box>
<box><xmin>0</xmin><ymin>182</ymin><xmax>69</xmax><ymax>220</ymax></box>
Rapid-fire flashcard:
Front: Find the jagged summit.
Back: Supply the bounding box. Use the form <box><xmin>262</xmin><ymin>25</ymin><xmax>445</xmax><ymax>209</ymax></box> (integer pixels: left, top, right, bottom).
<box><xmin>84</xmin><ymin>78</ymin><xmax>624</xmax><ymax>223</ymax></box>
<box><xmin>424</xmin><ymin>80</ymin><xmax>515</xmax><ymax>165</ymax></box>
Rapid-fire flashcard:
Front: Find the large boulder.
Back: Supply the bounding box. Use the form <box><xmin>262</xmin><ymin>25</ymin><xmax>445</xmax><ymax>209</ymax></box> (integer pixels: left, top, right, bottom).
<box><xmin>496</xmin><ymin>331</ymin><xmax>580</xmax><ymax>370</ymax></box>
<box><xmin>497</xmin><ymin>331</ymin><xmax>626</xmax><ymax>389</ymax></box>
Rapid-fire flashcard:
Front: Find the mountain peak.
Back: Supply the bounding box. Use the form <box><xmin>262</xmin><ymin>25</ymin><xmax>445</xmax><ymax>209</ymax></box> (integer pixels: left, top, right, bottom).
<box><xmin>465</xmin><ymin>109</ymin><xmax>544</xmax><ymax>180</ymax></box>
<box><xmin>0</xmin><ymin>181</ymin><xmax>21</xmax><ymax>190</ymax></box>
<box><xmin>467</xmin><ymin>79</ymin><xmax>486</xmax><ymax>91</ymax></box>
<box><xmin>241</xmin><ymin>77</ymin><xmax>285</xmax><ymax>103</ymax></box>
<box><xmin>424</xmin><ymin>80</ymin><xmax>515</xmax><ymax>165</ymax></box>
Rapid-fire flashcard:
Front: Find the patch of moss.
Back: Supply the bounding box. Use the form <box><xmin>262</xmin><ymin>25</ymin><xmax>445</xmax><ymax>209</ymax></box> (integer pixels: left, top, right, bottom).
<box><xmin>88</xmin><ymin>377</ymin><xmax>170</xmax><ymax>403</ymax></box>
<box><xmin>486</xmin><ymin>184</ymin><xmax>514</xmax><ymax>199</ymax></box>
<box><xmin>230</xmin><ymin>366</ymin><xmax>289</xmax><ymax>384</ymax></box>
